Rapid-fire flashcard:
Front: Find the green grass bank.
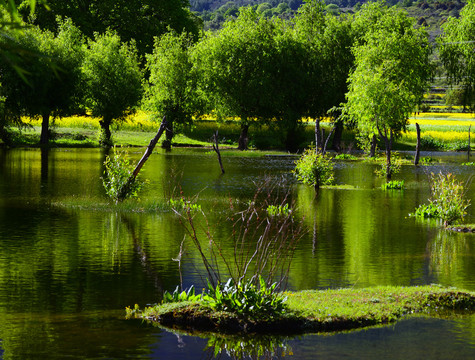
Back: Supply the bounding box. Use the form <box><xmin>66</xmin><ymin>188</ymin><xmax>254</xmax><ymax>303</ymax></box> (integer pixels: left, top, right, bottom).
<box><xmin>128</xmin><ymin>285</ymin><xmax>475</xmax><ymax>335</ymax></box>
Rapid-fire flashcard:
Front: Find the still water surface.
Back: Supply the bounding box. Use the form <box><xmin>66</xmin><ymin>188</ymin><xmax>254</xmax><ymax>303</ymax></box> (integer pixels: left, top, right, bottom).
<box><xmin>0</xmin><ymin>148</ymin><xmax>474</xmax><ymax>359</ymax></box>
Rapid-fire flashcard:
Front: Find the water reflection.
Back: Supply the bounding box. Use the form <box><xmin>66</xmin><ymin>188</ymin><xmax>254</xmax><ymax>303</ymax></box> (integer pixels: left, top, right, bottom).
<box><xmin>1</xmin><ymin>148</ymin><xmax>475</xmax><ymax>358</ymax></box>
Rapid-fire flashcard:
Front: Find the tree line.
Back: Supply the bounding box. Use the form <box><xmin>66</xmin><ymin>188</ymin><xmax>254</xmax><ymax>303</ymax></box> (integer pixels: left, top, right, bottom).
<box><xmin>0</xmin><ymin>1</ymin><xmax>474</xmax><ymax>169</ymax></box>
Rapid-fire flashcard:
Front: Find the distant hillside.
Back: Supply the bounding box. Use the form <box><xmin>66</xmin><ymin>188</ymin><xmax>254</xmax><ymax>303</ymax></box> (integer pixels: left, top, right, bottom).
<box><xmin>192</xmin><ymin>1</ymin><xmax>467</xmax><ymax>36</ymax></box>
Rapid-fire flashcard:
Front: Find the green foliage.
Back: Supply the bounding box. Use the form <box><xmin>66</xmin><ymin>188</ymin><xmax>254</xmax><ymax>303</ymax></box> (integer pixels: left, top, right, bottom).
<box><xmin>162</xmin><ymin>285</ymin><xmax>202</xmax><ymax>303</ymax></box>
<box><xmin>381</xmin><ymin>180</ymin><xmax>405</xmax><ymax>190</ymax></box>
<box><xmin>102</xmin><ymin>150</ymin><xmax>144</xmax><ymax>203</ymax></box>
<box><xmin>294</xmin><ymin>148</ymin><xmax>334</xmax><ymax>189</ymax></box>
<box><xmin>203</xmin><ymin>277</ymin><xmax>287</xmax><ymax>320</ymax></box>
<box><xmin>344</xmin><ymin>2</ymin><xmax>432</xmax><ymax>178</ymax></box>
<box><xmin>82</xmin><ymin>30</ymin><xmax>143</xmax><ymax>146</ymax></box>
<box><xmin>374</xmin><ymin>158</ymin><xmax>401</xmax><ymax>178</ymax></box>
<box><xmin>266</xmin><ymin>203</ymin><xmax>291</xmax><ymax>217</ymax></box>
<box><xmin>420</xmin><ymin>135</ymin><xmax>445</xmax><ymax>150</ymax></box>
<box><xmin>334</xmin><ymin>153</ymin><xmax>358</xmax><ymax>160</ymax></box>
<box><xmin>439</xmin><ymin>0</ymin><xmax>475</xmax><ymax>111</ymax></box>
<box><xmin>21</xmin><ymin>0</ymin><xmax>199</xmax><ymax>57</ymax></box>
<box><xmin>144</xmin><ymin>30</ymin><xmax>198</xmax><ymax>142</ymax></box>
<box><xmin>411</xmin><ymin>203</ymin><xmax>440</xmax><ymax>219</ymax></box>
<box><xmin>462</xmin><ymin>162</ymin><xmax>475</xmax><ymax>166</ymax></box>
<box><xmin>0</xmin><ymin>18</ymin><xmax>85</xmax><ymax>144</ymax></box>
<box><xmin>169</xmin><ymin>197</ymin><xmax>202</xmax><ymax>213</ymax></box>
<box><xmin>428</xmin><ymin>172</ymin><xmax>471</xmax><ymax>226</ymax></box>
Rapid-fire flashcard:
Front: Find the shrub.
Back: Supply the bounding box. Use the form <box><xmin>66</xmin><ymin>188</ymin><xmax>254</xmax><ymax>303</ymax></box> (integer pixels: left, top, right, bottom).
<box><xmin>428</xmin><ymin>172</ymin><xmax>470</xmax><ymax>226</ymax></box>
<box><xmin>203</xmin><ymin>277</ymin><xmax>287</xmax><ymax>320</ymax></box>
<box><xmin>420</xmin><ymin>135</ymin><xmax>445</xmax><ymax>150</ymax></box>
<box><xmin>293</xmin><ymin>148</ymin><xmax>334</xmax><ymax>190</ymax></box>
<box><xmin>102</xmin><ymin>150</ymin><xmax>144</xmax><ymax>203</ymax></box>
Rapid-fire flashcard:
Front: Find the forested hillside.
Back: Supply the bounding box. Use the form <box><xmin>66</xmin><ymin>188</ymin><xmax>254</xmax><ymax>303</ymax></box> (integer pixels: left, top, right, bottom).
<box><xmin>194</xmin><ymin>1</ymin><xmax>466</xmax><ymax>31</ymax></box>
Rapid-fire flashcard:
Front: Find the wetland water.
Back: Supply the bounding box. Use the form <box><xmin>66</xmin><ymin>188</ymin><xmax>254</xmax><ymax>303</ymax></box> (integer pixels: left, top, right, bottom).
<box><xmin>0</xmin><ymin>148</ymin><xmax>474</xmax><ymax>359</ymax></box>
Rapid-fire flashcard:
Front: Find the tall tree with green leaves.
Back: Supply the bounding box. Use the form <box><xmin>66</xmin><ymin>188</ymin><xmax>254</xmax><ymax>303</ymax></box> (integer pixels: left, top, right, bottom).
<box><xmin>82</xmin><ymin>31</ymin><xmax>143</xmax><ymax>147</ymax></box>
<box><xmin>0</xmin><ymin>18</ymin><xmax>84</xmax><ymax>145</ymax></box>
<box><xmin>344</xmin><ymin>3</ymin><xmax>432</xmax><ymax>179</ymax></box>
<box><xmin>143</xmin><ymin>30</ymin><xmax>198</xmax><ymax>149</ymax></box>
<box><xmin>18</xmin><ymin>0</ymin><xmax>200</xmax><ymax>58</ymax></box>
<box><xmin>192</xmin><ymin>7</ymin><xmax>280</xmax><ymax>150</ymax></box>
<box><xmin>438</xmin><ymin>0</ymin><xmax>475</xmax><ymax>110</ymax></box>
<box><xmin>293</xmin><ymin>0</ymin><xmax>355</xmax><ymax>152</ymax></box>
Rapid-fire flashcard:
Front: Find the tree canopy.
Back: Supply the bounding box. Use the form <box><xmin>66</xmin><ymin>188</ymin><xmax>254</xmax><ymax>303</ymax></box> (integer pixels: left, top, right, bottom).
<box><xmin>438</xmin><ymin>0</ymin><xmax>475</xmax><ymax>111</ymax></box>
<box><xmin>344</xmin><ymin>2</ymin><xmax>432</xmax><ymax>178</ymax></box>
<box><xmin>18</xmin><ymin>0</ymin><xmax>200</xmax><ymax>57</ymax></box>
<box><xmin>81</xmin><ymin>31</ymin><xmax>143</xmax><ymax>146</ymax></box>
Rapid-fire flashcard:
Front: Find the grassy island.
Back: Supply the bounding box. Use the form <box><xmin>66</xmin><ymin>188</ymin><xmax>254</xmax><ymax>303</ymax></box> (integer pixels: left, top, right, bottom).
<box><xmin>127</xmin><ymin>285</ymin><xmax>475</xmax><ymax>335</ymax></box>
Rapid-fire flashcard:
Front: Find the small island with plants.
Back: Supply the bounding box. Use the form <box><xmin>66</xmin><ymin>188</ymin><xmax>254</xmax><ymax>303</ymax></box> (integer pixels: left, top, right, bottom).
<box><xmin>127</xmin><ymin>283</ymin><xmax>475</xmax><ymax>335</ymax></box>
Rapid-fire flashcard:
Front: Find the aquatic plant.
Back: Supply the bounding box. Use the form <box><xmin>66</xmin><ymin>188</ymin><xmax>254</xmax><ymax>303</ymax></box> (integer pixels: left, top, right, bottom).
<box><xmin>169</xmin><ymin>197</ymin><xmax>201</xmax><ymax>213</ymax></box>
<box><xmin>428</xmin><ymin>172</ymin><xmax>471</xmax><ymax>226</ymax></box>
<box><xmin>293</xmin><ymin>148</ymin><xmax>334</xmax><ymax>190</ymax></box>
<box><xmin>411</xmin><ymin>203</ymin><xmax>440</xmax><ymax>219</ymax></box>
<box><xmin>162</xmin><ymin>285</ymin><xmax>202</xmax><ymax>303</ymax></box>
<box><xmin>203</xmin><ymin>277</ymin><xmax>287</xmax><ymax>320</ymax></box>
<box><xmin>266</xmin><ymin>203</ymin><xmax>291</xmax><ymax>217</ymax></box>
<box><xmin>175</xmin><ymin>177</ymin><xmax>306</xmax><ymax>291</ymax></box>
<box><xmin>381</xmin><ymin>180</ymin><xmax>405</xmax><ymax>190</ymax></box>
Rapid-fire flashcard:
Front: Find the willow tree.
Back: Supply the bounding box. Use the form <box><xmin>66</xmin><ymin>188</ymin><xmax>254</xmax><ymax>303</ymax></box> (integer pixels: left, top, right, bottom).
<box><xmin>192</xmin><ymin>8</ymin><xmax>280</xmax><ymax>150</ymax></box>
<box><xmin>438</xmin><ymin>0</ymin><xmax>475</xmax><ymax>110</ymax></box>
<box><xmin>144</xmin><ymin>30</ymin><xmax>198</xmax><ymax>149</ymax></box>
<box><xmin>344</xmin><ymin>4</ymin><xmax>432</xmax><ymax>179</ymax></box>
<box><xmin>0</xmin><ymin>19</ymin><xmax>84</xmax><ymax>145</ymax></box>
<box><xmin>293</xmin><ymin>0</ymin><xmax>355</xmax><ymax>152</ymax></box>
<box><xmin>82</xmin><ymin>31</ymin><xmax>143</xmax><ymax>147</ymax></box>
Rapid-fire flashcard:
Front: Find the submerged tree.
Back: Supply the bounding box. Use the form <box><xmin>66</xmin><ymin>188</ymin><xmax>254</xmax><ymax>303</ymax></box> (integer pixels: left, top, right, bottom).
<box><xmin>344</xmin><ymin>3</ymin><xmax>432</xmax><ymax>179</ymax></box>
<box><xmin>82</xmin><ymin>31</ymin><xmax>143</xmax><ymax>147</ymax></box>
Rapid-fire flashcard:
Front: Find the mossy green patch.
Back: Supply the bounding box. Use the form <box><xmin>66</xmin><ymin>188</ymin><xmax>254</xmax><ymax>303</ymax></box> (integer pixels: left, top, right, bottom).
<box><xmin>130</xmin><ymin>285</ymin><xmax>475</xmax><ymax>335</ymax></box>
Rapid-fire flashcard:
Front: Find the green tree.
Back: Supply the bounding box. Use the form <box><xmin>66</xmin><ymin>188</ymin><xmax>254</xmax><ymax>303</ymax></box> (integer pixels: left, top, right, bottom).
<box><xmin>293</xmin><ymin>0</ymin><xmax>355</xmax><ymax>151</ymax></box>
<box><xmin>192</xmin><ymin>8</ymin><xmax>280</xmax><ymax>150</ymax></box>
<box><xmin>438</xmin><ymin>0</ymin><xmax>475</xmax><ymax>111</ymax></box>
<box><xmin>0</xmin><ymin>18</ymin><xmax>84</xmax><ymax>145</ymax></box>
<box><xmin>82</xmin><ymin>31</ymin><xmax>143</xmax><ymax>147</ymax></box>
<box><xmin>143</xmin><ymin>30</ymin><xmax>198</xmax><ymax>149</ymax></box>
<box><xmin>344</xmin><ymin>3</ymin><xmax>432</xmax><ymax>179</ymax></box>
<box><xmin>18</xmin><ymin>0</ymin><xmax>200</xmax><ymax>58</ymax></box>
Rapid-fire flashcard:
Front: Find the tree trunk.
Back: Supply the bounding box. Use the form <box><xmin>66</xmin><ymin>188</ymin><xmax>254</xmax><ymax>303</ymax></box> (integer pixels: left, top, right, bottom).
<box><xmin>315</xmin><ymin>118</ymin><xmax>322</xmax><ymax>153</ymax></box>
<box><xmin>332</xmin><ymin>120</ymin><xmax>343</xmax><ymax>152</ymax></box>
<box><xmin>369</xmin><ymin>134</ymin><xmax>377</xmax><ymax>157</ymax></box>
<box><xmin>414</xmin><ymin>122</ymin><xmax>421</xmax><ymax>166</ymax></box>
<box><xmin>468</xmin><ymin>125</ymin><xmax>471</xmax><ymax>161</ymax></box>
<box><xmin>162</xmin><ymin>117</ymin><xmax>174</xmax><ymax>150</ymax></box>
<box><xmin>99</xmin><ymin>119</ymin><xmax>112</xmax><ymax>147</ymax></box>
<box><xmin>238</xmin><ymin>123</ymin><xmax>249</xmax><ymax>150</ymax></box>
<box><xmin>40</xmin><ymin>110</ymin><xmax>51</xmax><ymax>145</ymax></box>
<box><xmin>212</xmin><ymin>130</ymin><xmax>225</xmax><ymax>174</ymax></box>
